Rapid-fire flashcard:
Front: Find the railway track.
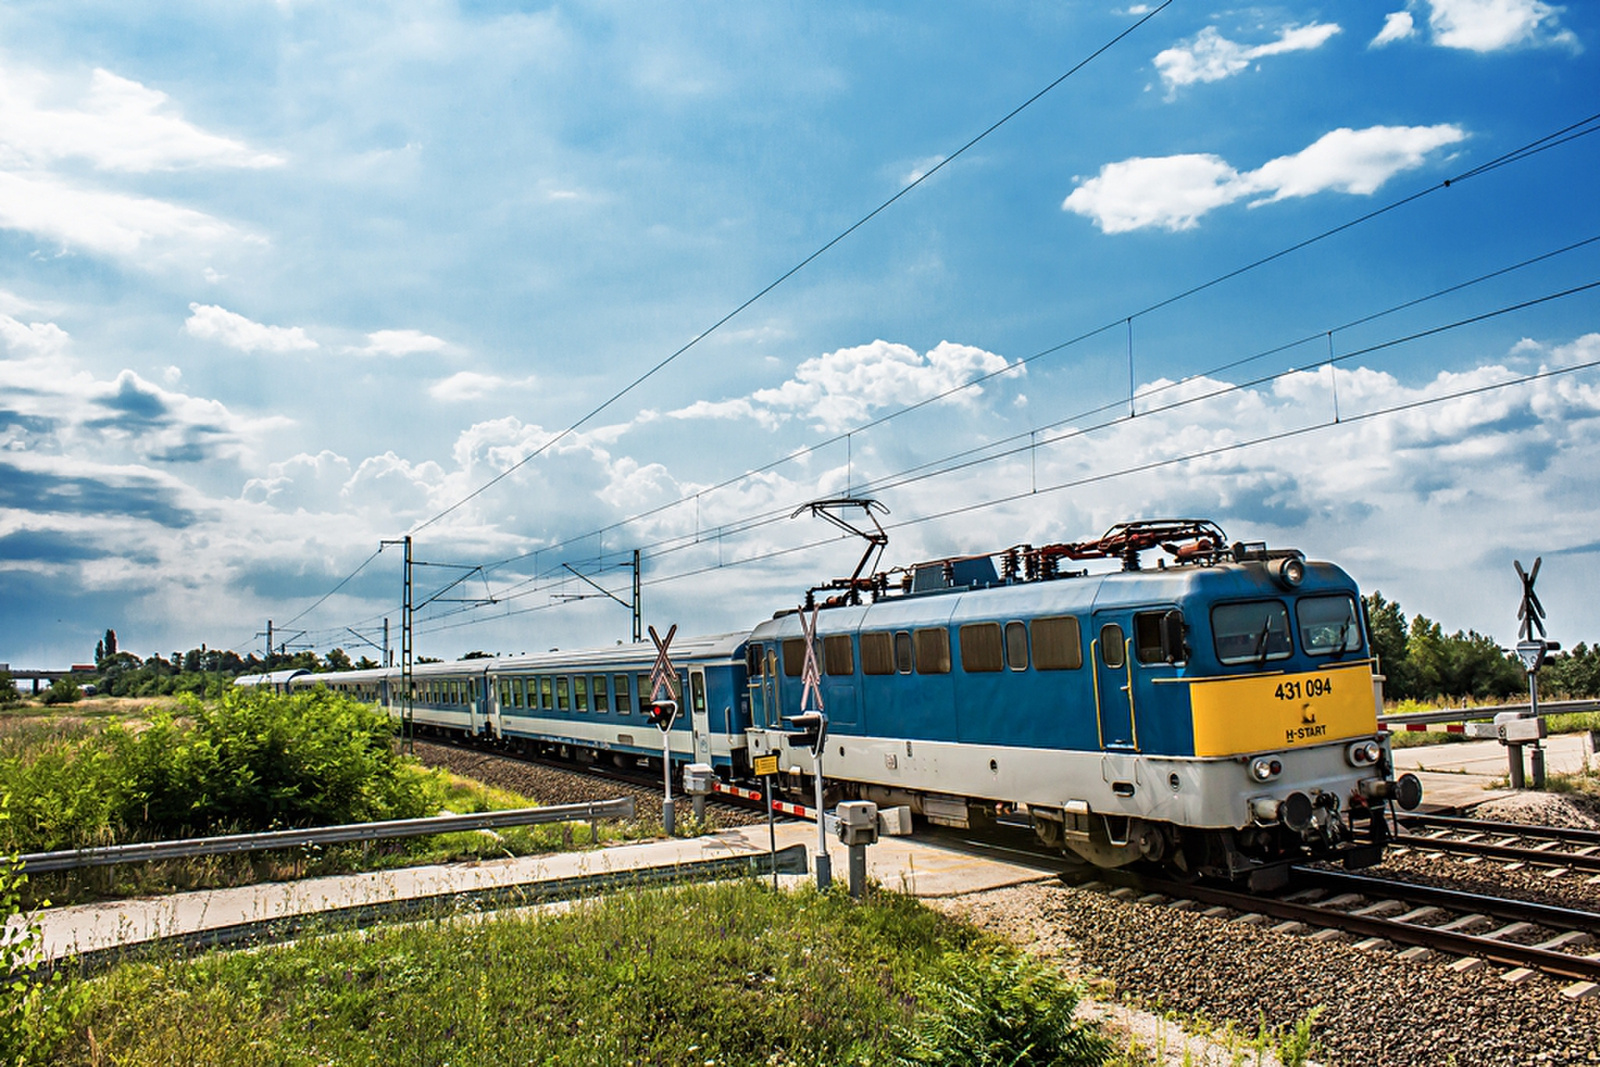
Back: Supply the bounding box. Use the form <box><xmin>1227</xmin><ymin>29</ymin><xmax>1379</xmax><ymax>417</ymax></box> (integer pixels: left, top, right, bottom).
<box><xmin>1076</xmin><ymin>864</ymin><xmax>1600</xmax><ymax>994</ymax></box>
<box><xmin>1384</xmin><ymin>813</ymin><xmax>1600</xmax><ymax>876</ymax></box>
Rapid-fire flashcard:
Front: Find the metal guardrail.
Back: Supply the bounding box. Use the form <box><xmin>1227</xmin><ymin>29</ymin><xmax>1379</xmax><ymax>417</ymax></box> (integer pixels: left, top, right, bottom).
<box><xmin>1378</xmin><ymin>698</ymin><xmax>1600</xmax><ymax>728</ymax></box>
<box><xmin>16</xmin><ymin>799</ymin><xmax>636</xmax><ymax>873</ymax></box>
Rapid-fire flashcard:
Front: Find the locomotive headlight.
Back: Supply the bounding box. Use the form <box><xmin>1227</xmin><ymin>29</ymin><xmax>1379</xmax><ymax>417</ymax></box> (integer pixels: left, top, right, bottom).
<box><xmin>1273</xmin><ymin>557</ymin><xmax>1306</xmax><ymax>588</ymax></box>
<box><xmin>1346</xmin><ymin>740</ymin><xmax>1382</xmax><ymax>766</ymax></box>
<box><xmin>1250</xmin><ymin>756</ymin><xmax>1282</xmax><ymax>782</ymax></box>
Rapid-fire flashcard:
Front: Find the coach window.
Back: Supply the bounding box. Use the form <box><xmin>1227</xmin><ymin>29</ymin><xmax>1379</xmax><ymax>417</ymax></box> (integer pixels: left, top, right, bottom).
<box><xmin>914</xmin><ymin>628</ymin><xmax>951</xmax><ymax>674</ymax></box>
<box><xmin>958</xmin><ymin>623</ymin><xmax>1003</xmax><ymax>672</ymax></box>
<box><xmin>894</xmin><ymin>631</ymin><xmax>914</xmax><ymax>674</ymax></box>
<box><xmin>1005</xmin><ymin>621</ymin><xmax>1029</xmax><ymax>671</ymax></box>
<box><xmin>1212</xmin><ymin>601</ymin><xmax>1292</xmax><ymax>665</ymax></box>
<box><xmin>499</xmin><ymin>680</ymin><xmax>511</xmax><ymax>708</ymax></box>
<box><xmin>636</xmin><ymin>673</ymin><xmax>651</xmax><ymax>714</ymax></box>
<box><xmin>574</xmin><ymin>675</ymin><xmax>589</xmax><ymax>712</ymax></box>
<box><xmin>520</xmin><ymin>678</ymin><xmax>531</xmax><ymax>708</ymax></box>
<box><xmin>781</xmin><ymin>638</ymin><xmax>805</xmax><ymax>678</ymax></box>
<box><xmin>1100</xmin><ymin>623</ymin><xmax>1126</xmax><ymax>669</ymax></box>
<box><xmin>556</xmin><ymin>676</ymin><xmax>571</xmax><ymax>711</ymax></box>
<box><xmin>614</xmin><ymin>674</ymin><xmax>631</xmax><ymax>714</ymax></box>
<box><xmin>593</xmin><ymin>674</ymin><xmax>609</xmax><ymax>713</ymax></box>
<box><xmin>824</xmin><ymin>634</ymin><xmax>854</xmax><ymax>676</ymax></box>
<box><xmin>1032</xmin><ymin>616</ymin><xmax>1083</xmax><ymax>670</ymax></box>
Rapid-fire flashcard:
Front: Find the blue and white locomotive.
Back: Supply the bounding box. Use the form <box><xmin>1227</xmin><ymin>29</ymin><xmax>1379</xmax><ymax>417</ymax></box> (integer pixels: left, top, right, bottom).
<box><xmin>268</xmin><ymin>518</ymin><xmax>1419</xmax><ymax>885</ymax></box>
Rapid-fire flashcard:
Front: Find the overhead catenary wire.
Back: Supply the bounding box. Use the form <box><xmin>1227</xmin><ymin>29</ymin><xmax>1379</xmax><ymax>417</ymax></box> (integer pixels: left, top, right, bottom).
<box><xmin>459</xmin><ymin>113</ymin><xmax>1600</xmax><ymax>583</ymax></box>
<box><xmin>406</xmin><ymin>276</ymin><xmax>1600</xmax><ymax>637</ymax></box>
<box><xmin>405</xmin><ymin>3</ymin><xmax>1178</xmax><ymax>536</ymax></box>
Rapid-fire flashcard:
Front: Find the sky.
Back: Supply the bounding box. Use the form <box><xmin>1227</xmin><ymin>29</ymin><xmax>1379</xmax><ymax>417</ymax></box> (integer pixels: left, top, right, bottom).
<box><xmin>2</xmin><ymin>0</ymin><xmax>1598</xmax><ymax>668</ymax></box>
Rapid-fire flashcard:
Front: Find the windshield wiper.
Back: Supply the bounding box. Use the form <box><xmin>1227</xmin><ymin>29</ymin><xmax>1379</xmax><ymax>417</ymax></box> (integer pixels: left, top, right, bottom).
<box><xmin>1253</xmin><ymin>618</ymin><xmax>1274</xmax><ymax>670</ymax></box>
<box><xmin>1327</xmin><ymin>619</ymin><xmax>1352</xmax><ymax>662</ymax></box>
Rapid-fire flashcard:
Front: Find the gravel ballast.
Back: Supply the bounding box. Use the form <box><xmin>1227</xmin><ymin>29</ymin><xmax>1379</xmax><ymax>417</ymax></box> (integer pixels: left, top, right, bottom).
<box><xmin>935</xmin><ymin>880</ymin><xmax>1600</xmax><ymax>1066</ymax></box>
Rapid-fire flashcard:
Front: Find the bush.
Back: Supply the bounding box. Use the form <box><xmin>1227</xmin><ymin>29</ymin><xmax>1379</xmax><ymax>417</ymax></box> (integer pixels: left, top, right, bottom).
<box><xmin>39</xmin><ymin>679</ymin><xmax>81</xmax><ymax>707</ymax></box>
<box><xmin>893</xmin><ymin>948</ymin><xmax>1109</xmax><ymax>1066</ymax></box>
<box><xmin>0</xmin><ymin>689</ymin><xmax>440</xmax><ymax>852</ymax></box>
<box><xmin>0</xmin><ymin>672</ymin><xmax>20</xmax><ymax>708</ymax></box>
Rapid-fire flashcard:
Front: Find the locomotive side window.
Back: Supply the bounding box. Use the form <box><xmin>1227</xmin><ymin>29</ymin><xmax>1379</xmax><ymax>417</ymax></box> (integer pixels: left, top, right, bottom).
<box><xmin>1005</xmin><ymin>621</ymin><xmax>1029</xmax><ymax>671</ymax></box>
<box><xmin>556</xmin><ymin>676</ymin><xmax>571</xmax><ymax>711</ymax></box>
<box><xmin>824</xmin><ymin>634</ymin><xmax>854</xmax><ymax>676</ymax></box>
<box><xmin>894</xmin><ymin>631</ymin><xmax>914</xmax><ymax>673</ymax></box>
<box><xmin>613</xmin><ymin>674</ymin><xmax>630</xmax><ymax>714</ymax></box>
<box><xmin>860</xmin><ymin>632</ymin><xmax>894</xmax><ymax>675</ymax></box>
<box><xmin>1134</xmin><ymin>611</ymin><xmax>1186</xmax><ymax>664</ymax></box>
<box><xmin>1297</xmin><ymin>594</ymin><xmax>1362</xmax><ymax>656</ymax></box>
<box><xmin>747</xmin><ymin>643</ymin><xmax>764</xmax><ymax>677</ymax></box>
<box><xmin>958</xmin><ymin>623</ymin><xmax>1003</xmax><ymax>672</ymax></box>
<box><xmin>1212</xmin><ymin>601</ymin><xmax>1293</xmax><ymax>665</ymax></box>
<box><xmin>782</xmin><ymin>639</ymin><xmax>805</xmax><ymax>677</ymax></box>
<box><xmin>1032</xmin><ymin>616</ymin><xmax>1083</xmax><ymax>670</ymax></box>
<box><xmin>1100</xmin><ymin>624</ymin><xmax>1126</xmax><ymax>669</ymax></box>
<box><xmin>914</xmin><ymin>629</ymin><xmax>951</xmax><ymax>674</ymax></box>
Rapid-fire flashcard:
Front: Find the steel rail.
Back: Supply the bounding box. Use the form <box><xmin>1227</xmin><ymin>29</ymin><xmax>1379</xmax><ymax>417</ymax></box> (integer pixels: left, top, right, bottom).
<box><xmin>1390</xmin><ymin>832</ymin><xmax>1600</xmax><ymax>873</ymax></box>
<box><xmin>1090</xmin><ymin>868</ymin><xmax>1600</xmax><ymax>984</ymax></box>
<box><xmin>15</xmin><ymin>799</ymin><xmax>636</xmax><ymax>873</ymax></box>
<box><xmin>1289</xmin><ymin>867</ymin><xmax>1600</xmax><ymax>935</ymax></box>
<box><xmin>1398</xmin><ymin>813</ymin><xmax>1600</xmax><ymax>847</ymax></box>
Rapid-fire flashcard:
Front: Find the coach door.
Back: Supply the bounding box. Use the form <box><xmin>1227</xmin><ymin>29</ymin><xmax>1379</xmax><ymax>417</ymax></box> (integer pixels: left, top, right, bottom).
<box><xmin>483</xmin><ymin>677</ymin><xmax>502</xmax><ymax>739</ymax></box>
<box><xmin>689</xmin><ymin>668</ymin><xmax>712</xmax><ymax>764</ymax></box>
<box><xmin>1091</xmin><ymin>613</ymin><xmax>1137</xmax><ymax>750</ymax></box>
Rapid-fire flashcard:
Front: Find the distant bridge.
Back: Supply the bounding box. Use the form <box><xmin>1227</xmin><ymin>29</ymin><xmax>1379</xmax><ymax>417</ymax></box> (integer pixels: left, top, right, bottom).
<box><xmin>2</xmin><ymin>665</ymin><xmax>96</xmax><ymax>694</ymax></box>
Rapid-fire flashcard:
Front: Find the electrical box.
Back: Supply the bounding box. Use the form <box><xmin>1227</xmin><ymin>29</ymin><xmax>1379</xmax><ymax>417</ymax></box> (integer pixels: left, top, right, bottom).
<box><xmin>836</xmin><ymin>801</ymin><xmax>879</xmax><ymax>847</ymax></box>
<box><xmin>1494</xmin><ymin>712</ymin><xmax>1546</xmax><ymax>744</ymax></box>
<box><xmin>682</xmin><ymin>763</ymin><xmax>714</xmax><ymax>796</ymax></box>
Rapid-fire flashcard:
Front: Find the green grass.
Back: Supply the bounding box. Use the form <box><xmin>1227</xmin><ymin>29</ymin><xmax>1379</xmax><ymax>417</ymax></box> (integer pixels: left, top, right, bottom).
<box><xmin>41</xmin><ymin>880</ymin><xmax>1109</xmax><ymax>1067</ymax></box>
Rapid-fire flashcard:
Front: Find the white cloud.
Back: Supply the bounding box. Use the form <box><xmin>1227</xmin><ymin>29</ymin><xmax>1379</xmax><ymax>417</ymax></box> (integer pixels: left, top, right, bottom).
<box><xmin>184</xmin><ymin>304</ymin><xmax>318</xmax><ymax>353</ymax></box>
<box><xmin>1155</xmin><ymin>23</ymin><xmax>1342</xmax><ymax>93</ymax></box>
<box><xmin>429</xmin><ymin>370</ymin><xmax>538</xmax><ymax>402</ymax></box>
<box><xmin>1424</xmin><ymin>0</ymin><xmax>1578</xmax><ymax>52</ymax></box>
<box><xmin>0</xmin><ymin>170</ymin><xmax>240</xmax><ymax>257</ymax></box>
<box><xmin>0</xmin><ymin>314</ymin><xmax>71</xmax><ymax>358</ymax></box>
<box><xmin>667</xmin><ymin>340</ymin><xmax>1024</xmax><ymax>433</ymax></box>
<box><xmin>0</xmin><ymin>67</ymin><xmax>283</xmax><ymax>173</ymax></box>
<box><xmin>1372</xmin><ymin>11</ymin><xmax>1418</xmax><ymax>46</ymax></box>
<box><xmin>350</xmin><ymin>329</ymin><xmax>458</xmax><ymax>358</ymax></box>
<box><xmin>1063</xmin><ymin>124</ymin><xmax>1466</xmax><ymax>233</ymax></box>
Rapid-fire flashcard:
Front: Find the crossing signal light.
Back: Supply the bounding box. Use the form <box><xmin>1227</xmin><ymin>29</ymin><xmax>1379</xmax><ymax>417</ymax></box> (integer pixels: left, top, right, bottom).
<box><xmin>647</xmin><ymin>699</ymin><xmax>677</xmax><ymax>729</ymax></box>
<box><xmin>783</xmin><ymin>710</ymin><xmax>827</xmax><ymax>755</ymax></box>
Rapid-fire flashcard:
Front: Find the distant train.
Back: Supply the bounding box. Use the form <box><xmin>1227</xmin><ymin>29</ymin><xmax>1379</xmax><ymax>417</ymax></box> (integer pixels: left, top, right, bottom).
<box><xmin>241</xmin><ymin>518</ymin><xmax>1421</xmax><ymax>887</ymax></box>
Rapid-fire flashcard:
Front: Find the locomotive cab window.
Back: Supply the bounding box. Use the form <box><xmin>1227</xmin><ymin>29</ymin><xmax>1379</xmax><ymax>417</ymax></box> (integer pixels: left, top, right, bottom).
<box><xmin>1212</xmin><ymin>600</ymin><xmax>1293</xmax><ymax>665</ymax></box>
<box><xmin>1297</xmin><ymin>594</ymin><xmax>1362</xmax><ymax>656</ymax></box>
<box><xmin>746</xmin><ymin>643</ymin><xmax>764</xmax><ymax>677</ymax></box>
<box><xmin>1134</xmin><ymin>609</ymin><xmax>1186</xmax><ymax>665</ymax></box>
<box><xmin>860</xmin><ymin>632</ymin><xmax>893</xmax><ymax>675</ymax></box>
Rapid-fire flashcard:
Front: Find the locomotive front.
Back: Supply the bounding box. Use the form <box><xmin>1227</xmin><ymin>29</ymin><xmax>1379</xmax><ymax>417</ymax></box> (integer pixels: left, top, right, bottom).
<box><xmin>1101</xmin><ymin>543</ymin><xmax>1422</xmax><ymax>887</ymax></box>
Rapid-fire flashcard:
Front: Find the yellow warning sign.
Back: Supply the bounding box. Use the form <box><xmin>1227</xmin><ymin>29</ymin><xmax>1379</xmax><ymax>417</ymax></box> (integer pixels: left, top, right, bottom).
<box><xmin>753</xmin><ymin>754</ymin><xmax>780</xmax><ymax>777</ymax></box>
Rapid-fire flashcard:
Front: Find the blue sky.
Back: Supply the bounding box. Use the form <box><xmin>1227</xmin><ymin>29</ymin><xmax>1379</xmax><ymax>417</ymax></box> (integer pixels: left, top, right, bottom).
<box><xmin>2</xmin><ymin>1</ymin><xmax>1598</xmax><ymax>668</ymax></box>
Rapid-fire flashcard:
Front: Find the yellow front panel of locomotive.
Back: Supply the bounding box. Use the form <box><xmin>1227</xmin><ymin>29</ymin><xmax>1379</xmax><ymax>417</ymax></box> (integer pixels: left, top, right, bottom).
<box><xmin>1188</xmin><ymin>661</ymin><xmax>1378</xmax><ymax>758</ymax></box>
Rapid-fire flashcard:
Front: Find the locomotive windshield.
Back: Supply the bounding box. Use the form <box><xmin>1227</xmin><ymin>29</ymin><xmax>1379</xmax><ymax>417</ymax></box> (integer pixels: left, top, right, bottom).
<box><xmin>1211</xmin><ymin>600</ymin><xmax>1293</xmax><ymax>665</ymax></box>
<box><xmin>1296</xmin><ymin>594</ymin><xmax>1363</xmax><ymax>656</ymax></box>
